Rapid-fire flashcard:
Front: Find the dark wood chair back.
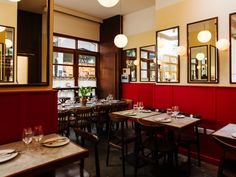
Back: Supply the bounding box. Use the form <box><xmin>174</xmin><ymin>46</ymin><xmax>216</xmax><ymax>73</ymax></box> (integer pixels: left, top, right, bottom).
<box><xmin>57</xmin><ymin>110</ymin><xmax>71</xmax><ymax>137</ymax></box>
<box><xmin>212</xmin><ymin>135</ymin><xmax>236</xmax><ymax>177</ymax></box>
<box><xmin>74</xmin><ymin>107</ymin><xmax>93</xmax><ymax>132</ymax></box>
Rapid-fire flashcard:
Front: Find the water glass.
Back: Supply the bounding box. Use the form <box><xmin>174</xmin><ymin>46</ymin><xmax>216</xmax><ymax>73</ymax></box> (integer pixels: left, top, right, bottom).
<box><xmin>166</xmin><ymin>108</ymin><xmax>172</xmax><ymax>115</ymax></box>
<box><xmin>133</xmin><ymin>104</ymin><xmax>138</xmax><ymax>113</ymax></box>
<box><xmin>33</xmin><ymin>125</ymin><xmax>44</xmax><ymax>143</ymax></box>
<box><xmin>22</xmin><ymin>127</ymin><xmax>33</xmax><ymax>149</ymax></box>
<box><xmin>172</xmin><ymin>106</ymin><xmax>180</xmax><ymax>118</ymax></box>
<box><xmin>138</xmin><ymin>102</ymin><xmax>144</xmax><ymax>112</ymax></box>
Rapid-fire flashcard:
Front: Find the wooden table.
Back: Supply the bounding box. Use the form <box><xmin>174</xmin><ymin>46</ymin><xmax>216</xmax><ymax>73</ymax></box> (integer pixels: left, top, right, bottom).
<box><xmin>212</xmin><ymin>123</ymin><xmax>236</xmax><ymax>140</ymax></box>
<box><xmin>0</xmin><ymin>134</ymin><xmax>89</xmax><ymax>177</ymax></box>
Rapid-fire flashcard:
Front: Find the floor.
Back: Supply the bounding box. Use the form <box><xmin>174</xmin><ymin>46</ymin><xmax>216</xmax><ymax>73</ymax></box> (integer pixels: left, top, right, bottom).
<box><xmin>56</xmin><ymin>128</ymin><xmax>218</xmax><ymax>177</ymax></box>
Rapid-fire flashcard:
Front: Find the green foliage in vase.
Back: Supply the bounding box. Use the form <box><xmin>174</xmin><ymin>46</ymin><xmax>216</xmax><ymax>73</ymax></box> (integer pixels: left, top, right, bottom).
<box><xmin>79</xmin><ymin>86</ymin><xmax>92</xmax><ymax>97</ymax></box>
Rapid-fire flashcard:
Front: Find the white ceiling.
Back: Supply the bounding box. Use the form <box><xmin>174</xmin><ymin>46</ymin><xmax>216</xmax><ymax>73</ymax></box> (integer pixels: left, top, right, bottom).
<box><xmin>54</xmin><ymin>0</ymin><xmax>155</xmax><ymax>19</ymax></box>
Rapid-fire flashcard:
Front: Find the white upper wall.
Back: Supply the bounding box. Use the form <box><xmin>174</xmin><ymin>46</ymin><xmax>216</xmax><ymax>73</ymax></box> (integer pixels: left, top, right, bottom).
<box><xmin>155</xmin><ymin>0</ymin><xmax>184</xmax><ymax>10</ymax></box>
<box><xmin>123</xmin><ymin>6</ymin><xmax>155</xmax><ymax>36</ymax></box>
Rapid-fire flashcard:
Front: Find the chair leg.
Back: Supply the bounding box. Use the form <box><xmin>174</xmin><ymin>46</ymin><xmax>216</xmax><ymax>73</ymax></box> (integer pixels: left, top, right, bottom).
<box><xmin>187</xmin><ymin>146</ymin><xmax>191</xmax><ymax>168</ymax></box>
<box><xmin>121</xmin><ymin>122</ymin><xmax>125</xmax><ymax>177</ymax></box>
<box><xmin>80</xmin><ymin>159</ymin><xmax>84</xmax><ymax>177</ymax></box>
<box><xmin>196</xmin><ymin>143</ymin><xmax>201</xmax><ymax>167</ymax></box>
<box><xmin>106</xmin><ymin>121</ymin><xmax>112</xmax><ymax>166</ymax></box>
<box><xmin>94</xmin><ymin>145</ymin><xmax>100</xmax><ymax>177</ymax></box>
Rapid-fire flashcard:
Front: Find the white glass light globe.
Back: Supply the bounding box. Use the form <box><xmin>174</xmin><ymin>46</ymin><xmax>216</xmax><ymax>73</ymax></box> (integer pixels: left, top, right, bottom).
<box><xmin>216</xmin><ymin>39</ymin><xmax>230</xmax><ymax>51</ymax></box>
<box><xmin>176</xmin><ymin>46</ymin><xmax>186</xmax><ymax>56</ymax></box>
<box><xmin>5</xmin><ymin>39</ymin><xmax>13</xmax><ymax>48</ymax></box>
<box><xmin>197</xmin><ymin>30</ymin><xmax>212</xmax><ymax>43</ymax></box>
<box><xmin>114</xmin><ymin>34</ymin><xmax>128</xmax><ymax>48</ymax></box>
<box><xmin>196</xmin><ymin>53</ymin><xmax>205</xmax><ymax>61</ymax></box>
<box><xmin>97</xmin><ymin>0</ymin><xmax>119</xmax><ymax>7</ymax></box>
<box><xmin>0</xmin><ymin>26</ymin><xmax>6</xmax><ymax>32</ymax></box>
<box><xmin>134</xmin><ymin>60</ymin><xmax>139</xmax><ymax>66</ymax></box>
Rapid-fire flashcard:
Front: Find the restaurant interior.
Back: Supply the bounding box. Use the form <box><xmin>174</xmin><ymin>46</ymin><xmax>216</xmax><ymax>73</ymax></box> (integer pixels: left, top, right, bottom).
<box><xmin>0</xmin><ymin>0</ymin><xmax>236</xmax><ymax>176</ymax></box>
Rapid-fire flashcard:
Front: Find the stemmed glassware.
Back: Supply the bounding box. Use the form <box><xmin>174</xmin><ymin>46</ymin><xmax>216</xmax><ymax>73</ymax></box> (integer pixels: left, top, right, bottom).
<box><xmin>22</xmin><ymin>127</ymin><xmax>34</xmax><ymax>150</ymax></box>
<box><xmin>138</xmin><ymin>102</ymin><xmax>144</xmax><ymax>112</ymax></box>
<box><xmin>33</xmin><ymin>125</ymin><xmax>44</xmax><ymax>143</ymax></box>
<box><xmin>172</xmin><ymin>106</ymin><xmax>180</xmax><ymax>119</ymax></box>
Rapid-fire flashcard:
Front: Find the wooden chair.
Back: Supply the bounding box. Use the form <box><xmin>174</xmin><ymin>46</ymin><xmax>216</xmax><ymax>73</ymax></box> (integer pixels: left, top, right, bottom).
<box><xmin>177</xmin><ymin>114</ymin><xmax>201</xmax><ymax>168</ymax></box>
<box><xmin>106</xmin><ymin>113</ymin><xmax>136</xmax><ymax>177</ymax></box>
<box><xmin>57</xmin><ymin>110</ymin><xmax>71</xmax><ymax>137</ymax></box>
<box><xmin>212</xmin><ymin>135</ymin><xmax>236</xmax><ymax>177</ymax></box>
<box><xmin>75</xmin><ymin>128</ymin><xmax>100</xmax><ymax>177</ymax></box>
<box><xmin>92</xmin><ymin>104</ymin><xmax>111</xmax><ymax>135</ymax></box>
<box><xmin>73</xmin><ymin>107</ymin><xmax>93</xmax><ymax>142</ymax></box>
<box><xmin>135</xmin><ymin>118</ymin><xmax>178</xmax><ymax>177</ymax></box>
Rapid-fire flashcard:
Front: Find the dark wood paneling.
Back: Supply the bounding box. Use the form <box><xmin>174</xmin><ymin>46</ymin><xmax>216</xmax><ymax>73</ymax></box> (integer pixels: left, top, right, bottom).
<box><xmin>99</xmin><ymin>15</ymin><xmax>122</xmax><ymax>99</ymax></box>
<box><xmin>17</xmin><ymin>10</ymin><xmax>42</xmax><ymax>84</ymax></box>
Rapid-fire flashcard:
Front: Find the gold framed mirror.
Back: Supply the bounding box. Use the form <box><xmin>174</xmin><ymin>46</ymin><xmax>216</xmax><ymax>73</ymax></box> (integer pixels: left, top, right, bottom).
<box><xmin>0</xmin><ymin>25</ymin><xmax>14</xmax><ymax>83</ymax></box>
<box><xmin>156</xmin><ymin>26</ymin><xmax>179</xmax><ymax>83</ymax></box>
<box><xmin>230</xmin><ymin>12</ymin><xmax>236</xmax><ymax>83</ymax></box>
<box><xmin>187</xmin><ymin>17</ymin><xmax>218</xmax><ymax>83</ymax></box>
<box><xmin>0</xmin><ymin>0</ymin><xmax>50</xmax><ymax>86</ymax></box>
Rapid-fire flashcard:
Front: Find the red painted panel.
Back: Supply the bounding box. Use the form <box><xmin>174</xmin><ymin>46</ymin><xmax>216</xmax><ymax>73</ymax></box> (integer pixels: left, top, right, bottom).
<box><xmin>153</xmin><ymin>85</ymin><xmax>173</xmax><ymax>109</ymax></box>
<box><xmin>173</xmin><ymin>86</ymin><xmax>216</xmax><ymax>121</ymax></box>
<box><xmin>215</xmin><ymin>87</ymin><xmax>236</xmax><ymax>124</ymax></box>
<box><xmin>0</xmin><ymin>90</ymin><xmax>58</xmax><ymax>145</ymax></box>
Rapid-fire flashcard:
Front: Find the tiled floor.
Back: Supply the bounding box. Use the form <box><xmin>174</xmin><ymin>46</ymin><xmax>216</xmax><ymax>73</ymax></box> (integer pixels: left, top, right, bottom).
<box><xmin>56</xmin><ymin>129</ymin><xmax>218</xmax><ymax>177</ymax></box>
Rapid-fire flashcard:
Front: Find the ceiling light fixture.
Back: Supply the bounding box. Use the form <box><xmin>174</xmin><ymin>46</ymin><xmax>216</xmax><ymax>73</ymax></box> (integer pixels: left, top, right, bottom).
<box><xmin>0</xmin><ymin>26</ymin><xmax>6</xmax><ymax>32</ymax></box>
<box><xmin>216</xmin><ymin>38</ymin><xmax>230</xmax><ymax>51</ymax></box>
<box><xmin>114</xmin><ymin>0</ymin><xmax>128</xmax><ymax>48</ymax></box>
<box><xmin>8</xmin><ymin>0</ymin><xmax>21</xmax><ymax>2</ymax></box>
<box><xmin>5</xmin><ymin>39</ymin><xmax>13</xmax><ymax>48</ymax></box>
<box><xmin>97</xmin><ymin>0</ymin><xmax>119</xmax><ymax>7</ymax></box>
<box><xmin>196</xmin><ymin>53</ymin><xmax>205</xmax><ymax>61</ymax></box>
<box><xmin>197</xmin><ymin>30</ymin><xmax>212</xmax><ymax>43</ymax></box>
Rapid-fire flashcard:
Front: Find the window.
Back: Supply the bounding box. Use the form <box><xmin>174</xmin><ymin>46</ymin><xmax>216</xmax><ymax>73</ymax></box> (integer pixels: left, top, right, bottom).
<box><xmin>140</xmin><ymin>45</ymin><xmax>156</xmax><ymax>82</ymax></box>
<box><xmin>123</xmin><ymin>49</ymin><xmax>137</xmax><ymax>82</ymax></box>
<box><xmin>53</xmin><ymin>34</ymin><xmax>99</xmax><ymax>99</ymax></box>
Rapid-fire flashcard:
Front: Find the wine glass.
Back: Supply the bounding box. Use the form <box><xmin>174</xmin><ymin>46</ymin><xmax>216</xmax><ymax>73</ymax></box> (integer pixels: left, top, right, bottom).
<box><xmin>22</xmin><ymin>127</ymin><xmax>33</xmax><ymax>150</ymax></box>
<box><xmin>172</xmin><ymin>106</ymin><xmax>180</xmax><ymax>118</ymax></box>
<box><xmin>133</xmin><ymin>104</ymin><xmax>138</xmax><ymax>113</ymax></box>
<box><xmin>138</xmin><ymin>102</ymin><xmax>144</xmax><ymax>112</ymax></box>
<box><xmin>33</xmin><ymin>125</ymin><xmax>44</xmax><ymax>143</ymax></box>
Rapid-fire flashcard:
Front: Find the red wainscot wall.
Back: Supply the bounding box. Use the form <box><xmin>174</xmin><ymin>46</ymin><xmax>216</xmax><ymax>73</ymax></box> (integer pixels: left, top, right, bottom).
<box><xmin>122</xmin><ymin>83</ymin><xmax>236</xmax><ymax>164</ymax></box>
<box><xmin>0</xmin><ymin>90</ymin><xmax>58</xmax><ymax>145</ymax></box>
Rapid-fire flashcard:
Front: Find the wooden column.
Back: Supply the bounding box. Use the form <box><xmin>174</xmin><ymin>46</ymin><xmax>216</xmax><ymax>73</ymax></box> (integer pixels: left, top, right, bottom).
<box><xmin>98</xmin><ymin>15</ymin><xmax>122</xmax><ymax>99</ymax></box>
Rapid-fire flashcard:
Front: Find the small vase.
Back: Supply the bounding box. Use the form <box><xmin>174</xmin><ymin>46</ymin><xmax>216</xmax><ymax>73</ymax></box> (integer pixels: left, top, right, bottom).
<box><xmin>80</xmin><ymin>97</ymin><xmax>87</xmax><ymax>106</ymax></box>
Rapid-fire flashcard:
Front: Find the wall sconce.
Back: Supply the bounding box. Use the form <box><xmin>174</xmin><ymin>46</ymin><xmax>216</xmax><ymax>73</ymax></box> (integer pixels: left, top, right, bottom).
<box><xmin>97</xmin><ymin>0</ymin><xmax>119</xmax><ymax>7</ymax></box>
<box><xmin>216</xmin><ymin>38</ymin><xmax>230</xmax><ymax>51</ymax></box>
<box><xmin>177</xmin><ymin>46</ymin><xmax>186</xmax><ymax>56</ymax></box>
<box><xmin>197</xmin><ymin>30</ymin><xmax>212</xmax><ymax>43</ymax></box>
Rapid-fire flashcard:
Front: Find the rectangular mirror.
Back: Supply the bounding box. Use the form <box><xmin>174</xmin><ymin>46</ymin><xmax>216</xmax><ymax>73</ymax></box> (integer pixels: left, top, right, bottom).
<box><xmin>156</xmin><ymin>26</ymin><xmax>179</xmax><ymax>83</ymax></box>
<box><xmin>230</xmin><ymin>13</ymin><xmax>236</xmax><ymax>83</ymax></box>
<box><xmin>187</xmin><ymin>17</ymin><xmax>218</xmax><ymax>83</ymax></box>
<box><xmin>140</xmin><ymin>45</ymin><xmax>156</xmax><ymax>82</ymax></box>
<box><xmin>0</xmin><ymin>0</ymin><xmax>50</xmax><ymax>86</ymax></box>
<box><xmin>123</xmin><ymin>48</ymin><xmax>137</xmax><ymax>82</ymax></box>
<box><xmin>0</xmin><ymin>25</ymin><xmax>14</xmax><ymax>82</ymax></box>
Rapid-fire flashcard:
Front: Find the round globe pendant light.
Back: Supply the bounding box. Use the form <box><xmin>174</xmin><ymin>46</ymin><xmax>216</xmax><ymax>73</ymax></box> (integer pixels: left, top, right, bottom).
<box><xmin>216</xmin><ymin>38</ymin><xmax>230</xmax><ymax>51</ymax></box>
<box><xmin>196</xmin><ymin>53</ymin><xmax>205</xmax><ymax>61</ymax></box>
<box><xmin>5</xmin><ymin>39</ymin><xmax>13</xmax><ymax>48</ymax></box>
<box><xmin>134</xmin><ymin>60</ymin><xmax>139</xmax><ymax>66</ymax></box>
<box><xmin>197</xmin><ymin>30</ymin><xmax>212</xmax><ymax>43</ymax></box>
<box><xmin>114</xmin><ymin>34</ymin><xmax>128</xmax><ymax>48</ymax></box>
<box><xmin>97</xmin><ymin>0</ymin><xmax>119</xmax><ymax>7</ymax></box>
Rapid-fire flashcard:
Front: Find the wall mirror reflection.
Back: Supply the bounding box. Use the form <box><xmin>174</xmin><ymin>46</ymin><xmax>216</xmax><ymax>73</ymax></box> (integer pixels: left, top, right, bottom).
<box><xmin>122</xmin><ymin>48</ymin><xmax>137</xmax><ymax>82</ymax></box>
<box><xmin>0</xmin><ymin>26</ymin><xmax>14</xmax><ymax>82</ymax></box>
<box><xmin>187</xmin><ymin>17</ymin><xmax>218</xmax><ymax>83</ymax></box>
<box><xmin>0</xmin><ymin>0</ymin><xmax>49</xmax><ymax>86</ymax></box>
<box><xmin>156</xmin><ymin>26</ymin><xmax>179</xmax><ymax>83</ymax></box>
<box><xmin>140</xmin><ymin>45</ymin><xmax>156</xmax><ymax>82</ymax></box>
<box><xmin>230</xmin><ymin>13</ymin><xmax>236</xmax><ymax>83</ymax></box>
